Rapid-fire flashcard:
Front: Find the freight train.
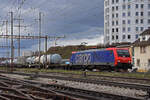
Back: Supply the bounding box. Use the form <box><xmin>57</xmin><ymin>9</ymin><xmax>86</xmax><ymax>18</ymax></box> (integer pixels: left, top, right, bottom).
<box><xmin>70</xmin><ymin>48</ymin><xmax>132</xmax><ymax>71</ymax></box>
<box><xmin>1</xmin><ymin>48</ymin><xmax>132</xmax><ymax>71</ymax></box>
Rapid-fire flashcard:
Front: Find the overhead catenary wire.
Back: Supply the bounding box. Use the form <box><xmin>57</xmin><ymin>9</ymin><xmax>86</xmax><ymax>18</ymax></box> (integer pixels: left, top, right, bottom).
<box><xmin>0</xmin><ymin>0</ymin><xmax>101</xmax><ymax>58</ymax></box>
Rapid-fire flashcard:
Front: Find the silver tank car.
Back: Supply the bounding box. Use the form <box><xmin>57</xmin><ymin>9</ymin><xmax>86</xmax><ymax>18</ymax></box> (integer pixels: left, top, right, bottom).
<box><xmin>40</xmin><ymin>54</ymin><xmax>62</xmax><ymax>64</ymax></box>
<box><xmin>26</xmin><ymin>56</ymin><xmax>35</xmax><ymax>64</ymax></box>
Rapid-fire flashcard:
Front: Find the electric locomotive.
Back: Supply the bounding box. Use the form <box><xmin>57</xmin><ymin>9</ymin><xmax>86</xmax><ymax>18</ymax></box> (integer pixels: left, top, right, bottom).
<box><xmin>70</xmin><ymin>48</ymin><xmax>132</xmax><ymax>71</ymax></box>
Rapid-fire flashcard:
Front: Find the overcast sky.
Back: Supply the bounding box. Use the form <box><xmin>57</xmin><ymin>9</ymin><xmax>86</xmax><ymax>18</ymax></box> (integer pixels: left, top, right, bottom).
<box><xmin>0</xmin><ymin>0</ymin><xmax>104</xmax><ymax>57</ymax></box>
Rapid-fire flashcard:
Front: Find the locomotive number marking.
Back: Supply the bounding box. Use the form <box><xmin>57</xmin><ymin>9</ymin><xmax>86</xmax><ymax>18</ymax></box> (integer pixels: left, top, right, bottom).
<box><xmin>75</xmin><ymin>53</ymin><xmax>91</xmax><ymax>65</ymax></box>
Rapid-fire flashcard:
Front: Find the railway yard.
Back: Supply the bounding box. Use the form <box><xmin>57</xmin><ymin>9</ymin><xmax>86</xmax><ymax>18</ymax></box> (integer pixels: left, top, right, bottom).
<box><xmin>0</xmin><ymin>0</ymin><xmax>150</xmax><ymax>100</ymax></box>
<box><xmin>0</xmin><ymin>69</ymin><xmax>149</xmax><ymax>100</ymax></box>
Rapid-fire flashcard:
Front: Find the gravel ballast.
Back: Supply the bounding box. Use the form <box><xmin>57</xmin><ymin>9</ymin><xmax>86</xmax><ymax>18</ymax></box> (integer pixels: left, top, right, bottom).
<box><xmin>1</xmin><ymin>73</ymin><xmax>147</xmax><ymax>99</ymax></box>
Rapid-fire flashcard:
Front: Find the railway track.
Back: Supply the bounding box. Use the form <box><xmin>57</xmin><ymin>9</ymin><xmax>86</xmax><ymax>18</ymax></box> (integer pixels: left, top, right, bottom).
<box><xmin>0</xmin><ymin>71</ymin><xmax>150</xmax><ymax>99</ymax></box>
<box><xmin>34</xmin><ymin>71</ymin><xmax>150</xmax><ymax>85</ymax></box>
<box><xmin>0</xmin><ymin>75</ymin><xmax>143</xmax><ymax>100</ymax></box>
<box><xmin>1</xmin><ymin>70</ymin><xmax>150</xmax><ymax>83</ymax></box>
<box><xmin>0</xmin><ymin>75</ymin><xmax>77</xmax><ymax>100</ymax></box>
<box><xmin>45</xmin><ymin>71</ymin><xmax>150</xmax><ymax>82</ymax></box>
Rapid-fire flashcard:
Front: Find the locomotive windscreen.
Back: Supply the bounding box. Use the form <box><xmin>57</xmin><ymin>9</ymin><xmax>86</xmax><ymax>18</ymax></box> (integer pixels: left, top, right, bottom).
<box><xmin>117</xmin><ymin>49</ymin><xmax>130</xmax><ymax>57</ymax></box>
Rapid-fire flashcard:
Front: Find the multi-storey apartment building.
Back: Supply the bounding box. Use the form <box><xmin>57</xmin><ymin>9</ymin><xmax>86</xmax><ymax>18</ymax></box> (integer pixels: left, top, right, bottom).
<box><xmin>104</xmin><ymin>0</ymin><xmax>150</xmax><ymax>44</ymax></box>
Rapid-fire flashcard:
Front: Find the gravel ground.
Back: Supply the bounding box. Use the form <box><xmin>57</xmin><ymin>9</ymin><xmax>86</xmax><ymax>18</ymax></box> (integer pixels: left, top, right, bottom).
<box><xmin>1</xmin><ymin>73</ymin><xmax>148</xmax><ymax>99</ymax></box>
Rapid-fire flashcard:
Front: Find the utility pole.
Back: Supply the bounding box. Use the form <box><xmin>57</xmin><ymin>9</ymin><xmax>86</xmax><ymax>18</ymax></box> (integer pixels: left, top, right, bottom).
<box><xmin>5</xmin><ymin>20</ymin><xmax>9</xmax><ymax>70</ymax></box>
<box><xmin>10</xmin><ymin>12</ymin><xmax>14</xmax><ymax>72</ymax></box>
<box><xmin>2</xmin><ymin>20</ymin><xmax>9</xmax><ymax>58</ymax></box>
<box><xmin>38</xmin><ymin>12</ymin><xmax>42</xmax><ymax>68</ymax></box>
<box><xmin>6</xmin><ymin>21</ymin><xmax>8</xmax><ymax>36</ymax></box>
<box><xmin>14</xmin><ymin>15</ymin><xmax>25</xmax><ymax>57</ymax></box>
<box><xmin>6</xmin><ymin>21</ymin><xmax>9</xmax><ymax>57</ymax></box>
<box><xmin>45</xmin><ymin>35</ymin><xmax>47</xmax><ymax>68</ymax></box>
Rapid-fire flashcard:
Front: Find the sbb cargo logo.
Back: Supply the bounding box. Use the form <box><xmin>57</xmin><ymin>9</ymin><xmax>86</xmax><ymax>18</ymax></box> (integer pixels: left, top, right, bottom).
<box><xmin>75</xmin><ymin>53</ymin><xmax>91</xmax><ymax>65</ymax></box>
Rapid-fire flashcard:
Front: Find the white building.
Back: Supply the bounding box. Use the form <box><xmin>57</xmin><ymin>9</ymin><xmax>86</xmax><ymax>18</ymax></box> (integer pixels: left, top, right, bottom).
<box><xmin>133</xmin><ymin>29</ymin><xmax>150</xmax><ymax>72</ymax></box>
<box><xmin>104</xmin><ymin>0</ymin><xmax>150</xmax><ymax>45</ymax></box>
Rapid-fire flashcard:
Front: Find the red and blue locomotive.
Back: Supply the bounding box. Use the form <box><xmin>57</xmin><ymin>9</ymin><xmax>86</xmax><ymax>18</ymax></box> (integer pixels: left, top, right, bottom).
<box><xmin>70</xmin><ymin>48</ymin><xmax>132</xmax><ymax>71</ymax></box>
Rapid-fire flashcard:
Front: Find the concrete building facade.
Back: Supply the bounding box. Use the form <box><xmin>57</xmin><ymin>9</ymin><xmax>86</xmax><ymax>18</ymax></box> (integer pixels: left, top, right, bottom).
<box><xmin>104</xmin><ymin>0</ymin><xmax>150</xmax><ymax>44</ymax></box>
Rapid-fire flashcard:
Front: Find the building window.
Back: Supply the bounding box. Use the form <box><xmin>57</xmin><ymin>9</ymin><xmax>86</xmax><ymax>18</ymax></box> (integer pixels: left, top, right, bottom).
<box><xmin>112</xmin><ymin>14</ymin><xmax>114</xmax><ymax>18</ymax></box>
<box><xmin>148</xmin><ymin>12</ymin><xmax>150</xmax><ymax>16</ymax></box>
<box><xmin>128</xmin><ymin>20</ymin><xmax>131</xmax><ymax>24</ymax></box>
<box><xmin>148</xmin><ymin>59</ymin><xmax>150</xmax><ymax>67</ymax></box>
<box><xmin>105</xmin><ymin>1</ymin><xmax>107</xmax><ymax>6</ymax></box>
<box><xmin>116</xmin><ymin>28</ymin><xmax>119</xmax><ymax>32</ymax></box>
<box><xmin>148</xmin><ymin>19</ymin><xmax>150</xmax><ymax>24</ymax></box>
<box><xmin>112</xmin><ymin>7</ymin><xmax>115</xmax><ymax>11</ymax></box>
<box><xmin>141</xmin><ymin>12</ymin><xmax>144</xmax><ymax>16</ymax></box>
<box><xmin>116</xmin><ymin>21</ymin><xmax>118</xmax><ymax>25</ymax></box>
<box><xmin>141</xmin><ymin>27</ymin><xmax>144</xmax><ymax>31</ymax></box>
<box><xmin>112</xmin><ymin>35</ymin><xmax>114</xmax><ymax>40</ymax></box>
<box><xmin>116</xmin><ymin>0</ymin><xmax>119</xmax><ymax>3</ymax></box>
<box><xmin>136</xmin><ymin>27</ymin><xmax>139</xmax><ymax>31</ymax></box>
<box><xmin>140</xmin><ymin>46</ymin><xmax>146</xmax><ymax>53</ymax></box>
<box><xmin>137</xmin><ymin>59</ymin><xmax>140</xmax><ymax>67</ymax></box>
<box><xmin>122</xmin><ymin>20</ymin><xmax>126</xmax><ymax>24</ymax></box>
<box><xmin>112</xmin><ymin>21</ymin><xmax>115</xmax><ymax>26</ymax></box>
<box><xmin>148</xmin><ymin>4</ymin><xmax>150</xmax><ymax>9</ymax></box>
<box><xmin>128</xmin><ymin>27</ymin><xmax>131</xmax><ymax>32</ymax></box>
<box><xmin>136</xmin><ymin>4</ymin><xmax>138</xmax><ymax>9</ymax></box>
<box><xmin>122</xmin><ymin>13</ymin><xmax>126</xmax><ymax>17</ymax></box>
<box><xmin>122</xmin><ymin>5</ymin><xmax>126</xmax><ymax>10</ymax></box>
<box><xmin>141</xmin><ymin>4</ymin><xmax>144</xmax><ymax>9</ymax></box>
<box><xmin>135</xmin><ymin>19</ymin><xmax>139</xmax><ymax>24</ymax></box>
<box><xmin>116</xmin><ymin>13</ymin><xmax>118</xmax><ymax>18</ymax></box>
<box><xmin>116</xmin><ymin>35</ymin><xmax>118</xmax><ymax>40</ymax></box>
<box><xmin>122</xmin><ymin>27</ymin><xmax>126</xmax><ymax>32</ymax></box>
<box><xmin>116</xmin><ymin>6</ymin><xmax>118</xmax><ymax>10</ymax></box>
<box><xmin>123</xmin><ymin>35</ymin><xmax>126</xmax><ymax>39</ymax></box>
<box><xmin>128</xmin><ymin>5</ymin><xmax>131</xmax><ymax>9</ymax></box>
<box><xmin>112</xmin><ymin>0</ymin><xmax>114</xmax><ymax>4</ymax></box>
<box><xmin>136</xmin><ymin>34</ymin><xmax>139</xmax><ymax>39</ymax></box>
<box><xmin>136</xmin><ymin>12</ymin><xmax>139</xmax><ymax>16</ymax></box>
<box><xmin>112</xmin><ymin>28</ymin><xmax>115</xmax><ymax>32</ymax></box>
<box><xmin>128</xmin><ymin>35</ymin><xmax>131</xmax><ymax>39</ymax></box>
<box><xmin>128</xmin><ymin>12</ymin><xmax>131</xmax><ymax>16</ymax></box>
<box><xmin>141</xmin><ymin>19</ymin><xmax>144</xmax><ymax>24</ymax></box>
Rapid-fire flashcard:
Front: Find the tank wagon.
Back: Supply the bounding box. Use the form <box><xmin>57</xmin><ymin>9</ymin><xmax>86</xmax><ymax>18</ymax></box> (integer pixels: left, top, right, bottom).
<box><xmin>25</xmin><ymin>54</ymin><xmax>62</xmax><ymax>68</ymax></box>
<box><xmin>40</xmin><ymin>54</ymin><xmax>62</xmax><ymax>64</ymax></box>
<box><xmin>70</xmin><ymin>48</ymin><xmax>132</xmax><ymax>71</ymax></box>
<box><xmin>26</xmin><ymin>56</ymin><xmax>36</xmax><ymax>64</ymax></box>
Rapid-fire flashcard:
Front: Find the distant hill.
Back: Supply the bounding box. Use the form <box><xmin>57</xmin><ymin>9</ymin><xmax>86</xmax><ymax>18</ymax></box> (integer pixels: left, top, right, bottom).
<box><xmin>46</xmin><ymin>42</ymin><xmax>132</xmax><ymax>59</ymax></box>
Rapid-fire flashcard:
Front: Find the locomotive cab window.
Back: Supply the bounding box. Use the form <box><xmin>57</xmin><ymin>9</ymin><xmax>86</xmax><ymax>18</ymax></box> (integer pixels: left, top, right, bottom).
<box><xmin>117</xmin><ymin>49</ymin><xmax>130</xmax><ymax>57</ymax></box>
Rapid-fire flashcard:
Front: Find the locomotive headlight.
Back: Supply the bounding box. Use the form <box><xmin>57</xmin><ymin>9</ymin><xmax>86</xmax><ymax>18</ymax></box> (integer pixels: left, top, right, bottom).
<box><xmin>128</xmin><ymin>61</ymin><xmax>131</xmax><ymax>63</ymax></box>
<box><xmin>118</xmin><ymin>60</ymin><xmax>120</xmax><ymax>62</ymax></box>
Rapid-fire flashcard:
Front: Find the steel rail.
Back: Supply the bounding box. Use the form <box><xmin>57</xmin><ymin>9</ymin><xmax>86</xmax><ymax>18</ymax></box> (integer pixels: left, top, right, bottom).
<box><xmin>41</xmin><ymin>71</ymin><xmax>150</xmax><ymax>82</ymax></box>
<box><xmin>1</xmin><ymin>71</ymin><xmax>150</xmax><ymax>91</ymax></box>
<box><xmin>6</xmin><ymin>76</ymin><xmax>143</xmax><ymax>100</ymax></box>
<box><xmin>0</xmin><ymin>74</ymin><xmax>144</xmax><ymax>100</ymax></box>
<box><xmin>0</xmin><ymin>75</ymin><xmax>77</xmax><ymax>100</ymax></box>
<box><xmin>1</xmin><ymin>70</ymin><xmax>150</xmax><ymax>82</ymax></box>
